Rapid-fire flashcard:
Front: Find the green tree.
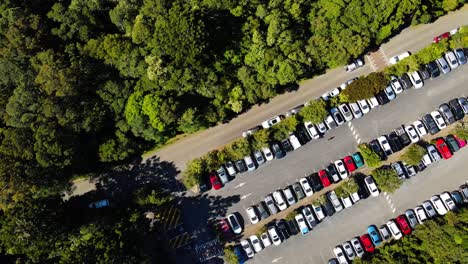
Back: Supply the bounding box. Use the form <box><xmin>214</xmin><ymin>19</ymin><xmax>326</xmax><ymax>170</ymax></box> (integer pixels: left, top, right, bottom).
<box><xmin>342</xmin><ymin>72</ymin><xmax>387</xmax><ymax>103</ymax></box>
<box><xmin>372</xmin><ymin>167</ymin><xmax>402</xmax><ymax>193</ymax></box>
<box><xmin>183</xmin><ymin>158</ymin><xmax>205</xmax><ymax>189</ymax></box>
<box><xmin>454</xmin><ymin>123</ymin><xmax>468</xmax><ymax>140</ymax></box>
<box><xmin>252</xmin><ymin>129</ymin><xmax>270</xmax><ymax>150</ymax></box>
<box><xmin>358</xmin><ymin>144</ymin><xmax>381</xmax><ymax>168</ymax></box>
<box><xmin>401</xmin><ymin>144</ymin><xmax>426</xmax><ymax>166</ymax></box>
<box><xmin>224</xmin><ymin>247</ymin><xmax>238</xmax><ymax>264</ymax></box>
<box><xmin>300</xmin><ymin>100</ymin><xmax>328</xmax><ymax>124</ymax></box>
<box><xmin>271</xmin><ymin>116</ymin><xmax>298</xmax><ymax>141</ymax></box>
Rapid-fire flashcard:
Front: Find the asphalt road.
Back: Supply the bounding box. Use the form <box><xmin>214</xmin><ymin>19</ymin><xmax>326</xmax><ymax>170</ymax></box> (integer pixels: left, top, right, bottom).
<box><xmin>249</xmin><ymin>146</ymin><xmax>468</xmax><ymax>264</ymax></box>
<box><xmin>147</xmin><ymin>7</ymin><xmax>468</xmax><ymax>173</ymax></box>
<box><xmin>211</xmin><ymin>65</ymin><xmax>467</xmax><ymax>224</ymax></box>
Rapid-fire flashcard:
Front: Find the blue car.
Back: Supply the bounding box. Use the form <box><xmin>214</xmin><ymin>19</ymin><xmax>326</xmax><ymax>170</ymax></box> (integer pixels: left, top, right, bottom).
<box><xmin>233</xmin><ymin>245</ymin><xmax>247</xmax><ymax>264</ymax></box>
<box><xmin>367</xmin><ymin>225</ymin><xmax>382</xmax><ymax>246</ymax></box>
<box><xmin>352</xmin><ymin>152</ymin><xmax>364</xmax><ymax>168</ymax></box>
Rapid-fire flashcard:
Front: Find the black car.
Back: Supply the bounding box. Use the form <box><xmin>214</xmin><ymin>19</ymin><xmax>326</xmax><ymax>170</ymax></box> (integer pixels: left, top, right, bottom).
<box><xmin>280</xmin><ymin>139</ymin><xmax>294</xmax><ymax>152</ymax></box>
<box><xmin>276</xmin><ymin>220</ymin><xmax>290</xmax><ymax>239</ymax></box>
<box><xmin>309</xmin><ymin>174</ymin><xmax>324</xmax><ymax>192</ymax></box>
<box><xmin>387</xmin><ymin>132</ymin><xmax>403</xmax><ymax>152</ymax></box>
<box><xmin>418</xmin><ymin>67</ymin><xmax>430</xmax><ymax>80</ymax></box>
<box><xmin>376</xmin><ymin>91</ymin><xmax>390</xmax><ymax>105</ymax></box>
<box><xmin>416</xmin><ymin>161</ymin><xmax>426</xmax><ymax>172</ymax></box>
<box><xmin>448</xmin><ymin>99</ymin><xmax>465</xmax><ymax>121</ymax></box>
<box><xmin>327</xmin><ymin>164</ymin><xmax>341</xmax><ymax>183</ymax></box>
<box><xmin>445</xmin><ymin>135</ymin><xmax>460</xmax><ymax>152</ymax></box>
<box><xmin>198</xmin><ymin>176</ymin><xmax>209</xmax><ymax>193</ymax></box>
<box><xmin>256</xmin><ymin>202</ymin><xmax>270</xmax><ymax>220</ymax></box>
<box><xmin>235</xmin><ymin>159</ymin><xmax>247</xmax><ymax>173</ymax></box>
<box><xmin>322</xmin><ymin>200</ymin><xmax>335</xmax><ymax>217</ymax></box>
<box><xmin>421</xmin><ymin>114</ymin><xmax>440</xmax><ymax>135</ymax></box>
<box><xmin>425</xmin><ymin>61</ymin><xmax>441</xmax><ymax>78</ymax></box>
<box><xmin>296</xmin><ymin>125</ymin><xmax>311</xmax><ymax>144</ymax></box>
<box><xmin>395</xmin><ymin>127</ymin><xmax>411</xmax><ymax>147</ymax></box>
<box><xmin>292</xmin><ymin>183</ymin><xmax>305</xmax><ymax>200</ymax></box>
<box><xmin>271</xmin><ymin>143</ymin><xmax>286</xmax><ymax>159</ymax></box>
<box><xmin>285</xmin><ymin>220</ymin><xmax>299</xmax><ymax>236</ymax></box>
<box><xmin>369</xmin><ymin>140</ymin><xmax>386</xmax><ymax>160</ymax></box>
<box><xmin>399</xmin><ymin>73</ymin><xmax>413</xmax><ymax>89</ymax></box>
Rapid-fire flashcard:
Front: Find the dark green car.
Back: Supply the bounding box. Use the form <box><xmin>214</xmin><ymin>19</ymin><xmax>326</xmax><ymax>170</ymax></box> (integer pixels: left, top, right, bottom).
<box><xmin>445</xmin><ymin>135</ymin><xmax>460</xmax><ymax>152</ymax></box>
<box><xmin>352</xmin><ymin>152</ymin><xmax>364</xmax><ymax>168</ymax></box>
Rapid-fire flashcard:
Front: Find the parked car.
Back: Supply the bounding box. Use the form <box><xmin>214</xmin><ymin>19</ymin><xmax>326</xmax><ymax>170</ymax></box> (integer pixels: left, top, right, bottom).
<box><xmin>262</xmin><ymin>146</ymin><xmax>274</xmax><ymax>161</ymax></box>
<box><xmin>404</xmin><ymin>125</ymin><xmax>419</xmax><ymax>143</ymax></box>
<box><xmin>327</xmin><ymin>164</ymin><xmax>341</xmax><ymax>183</ymax></box>
<box><xmin>288</xmin><ymin>133</ymin><xmax>302</xmax><ymax>150</ymax></box>
<box><xmin>422</xmin><ymin>114</ymin><xmax>440</xmax><ymax>135</ymax></box>
<box><xmin>360</xmin><ymin>234</ymin><xmax>375</xmax><ymax>253</ymax></box>
<box><xmin>225</xmin><ymin>161</ymin><xmax>237</xmax><ymax>177</ymax></box>
<box><xmin>430</xmin><ymin>111</ymin><xmax>447</xmax><ymax>130</ymax></box>
<box><xmin>327</xmin><ymin>191</ymin><xmax>343</xmax><ymax>212</ymax></box>
<box><xmin>342</xmin><ymin>242</ymin><xmax>355</xmax><ymax>261</ymax></box>
<box><xmin>333</xmin><ymin>247</ymin><xmax>349</xmax><ymax>264</ymax></box>
<box><xmin>427</xmin><ymin>145</ymin><xmax>442</xmax><ymax>162</ymax></box>
<box><xmin>330</xmin><ymin>107</ymin><xmax>345</xmax><ymax>126</ymax></box>
<box><xmin>264</xmin><ymin>195</ymin><xmax>278</xmax><ymax>215</ymax></box>
<box><xmin>217</xmin><ymin>166</ymin><xmax>230</xmax><ymax>185</ymax></box>
<box><xmin>436</xmin><ymin>57</ymin><xmax>451</xmax><ymax>74</ymax></box>
<box><xmin>271</xmin><ymin>143</ymin><xmax>286</xmax><ymax>159</ymax></box>
<box><xmin>396</xmin><ymin>215</ymin><xmax>412</xmax><ymax>235</ymax></box>
<box><xmin>341</xmin><ymin>196</ymin><xmax>352</xmax><ymax>208</ymax></box>
<box><xmin>323</xmin><ymin>200</ymin><xmax>335</xmax><ymax>217</ymax></box>
<box><xmin>338</xmin><ymin>104</ymin><xmax>353</xmax><ymax>122</ymax></box>
<box><xmin>445</xmin><ymin>51</ymin><xmax>459</xmax><ymax>69</ymax></box>
<box><xmin>450</xmin><ymin>191</ymin><xmax>465</xmax><ymax>206</ymax></box>
<box><xmin>388</xmin><ymin>132</ymin><xmax>403</xmax><ymax>152</ymax></box>
<box><xmin>352</xmin><ymin>152</ymin><xmax>364</xmax><ymax>168</ymax></box>
<box><xmin>439</xmin><ymin>104</ymin><xmax>456</xmax><ymax>124</ymax></box>
<box><xmin>389</xmin><ymin>51</ymin><xmax>410</xmax><ymax>64</ymax></box>
<box><xmin>386</xmin><ymin>220</ymin><xmax>403</xmax><ymax>240</ymax></box>
<box><xmin>324</xmin><ymin>115</ymin><xmax>338</xmax><ymax>130</ymax></box>
<box><xmin>369</xmin><ymin>140</ymin><xmax>386</xmax><ymax>160</ymax></box>
<box><xmin>295</xmin><ymin>214</ymin><xmax>309</xmax><ymax>235</ymax></box>
<box><xmin>454</xmin><ymin>135</ymin><xmax>467</xmax><ymax>148</ymax></box>
<box><xmin>440</xmin><ymin>192</ymin><xmax>457</xmax><ymax>211</ymax></box>
<box><xmin>413</xmin><ymin>120</ymin><xmax>428</xmax><ymax>137</ymax></box>
<box><xmin>384</xmin><ymin>86</ymin><xmax>396</xmax><ymax>100</ymax></box>
<box><xmin>367</xmin><ymin>225</ymin><xmax>382</xmax><ymax>246</ymax></box>
<box><xmin>273</xmin><ymin>191</ymin><xmax>288</xmax><ymax>211</ymax></box>
<box><xmin>454</xmin><ymin>48</ymin><xmax>467</xmax><ymax>65</ymax></box>
<box><xmin>377</xmin><ymin>136</ymin><xmax>393</xmax><ymax>157</ymax></box>
<box><xmin>318</xmin><ymin>170</ymin><xmax>331</xmax><ymax>187</ymax></box>
<box><xmin>364</xmin><ymin>176</ymin><xmax>379</xmax><ymax>197</ymax></box>
<box><xmin>425</xmin><ymin>61</ymin><xmax>441</xmax><ymax>78</ymax></box>
<box><xmin>256</xmin><ymin>202</ymin><xmax>270</xmax><ymax>220</ymax></box>
<box><xmin>399</xmin><ymin>73</ymin><xmax>413</xmax><ymax>89</ymax></box>
<box><xmin>367</xmin><ymin>96</ymin><xmax>380</xmax><ymax>108</ymax></box>
<box><xmin>345</xmin><ymin>59</ymin><xmax>364</xmax><ymax>72</ymax></box>
<box><xmin>418</xmin><ymin>66</ymin><xmax>430</xmax><ymax>80</ymax></box>
<box><xmin>395</xmin><ymin>126</ymin><xmax>411</xmax><ymax>147</ymax></box>
<box><xmin>246</xmin><ymin>207</ymin><xmax>259</xmax><ymax>224</ymax></box>
<box><xmin>292</xmin><ymin>182</ymin><xmax>306</xmax><ymax>200</ymax></box>
<box><xmin>227</xmin><ymin>214</ymin><xmax>242</xmax><ymax>234</ymax></box>
<box><xmin>283</xmin><ymin>186</ymin><xmax>296</xmax><ymax>206</ymax></box>
<box><xmin>240</xmin><ymin>240</ymin><xmax>254</xmax><ymax>258</ymax></box>
<box><xmin>349</xmin><ymin>102</ymin><xmax>363</xmax><ymax>118</ymax></box>
<box><xmin>312</xmin><ymin>203</ymin><xmax>326</xmax><ymax>221</ymax></box>
<box><xmin>242</xmin><ymin>126</ymin><xmax>262</xmax><ymax>137</ymax></box>
<box><xmin>252</xmin><ymin>150</ymin><xmax>265</xmax><ymax>166</ymax></box>
<box><xmin>415</xmin><ymin>206</ymin><xmax>428</xmax><ymax>223</ymax></box>
<box><xmin>235</xmin><ymin>159</ymin><xmax>247</xmax><ymax>173</ymax></box>
<box><xmin>334</xmin><ymin>160</ymin><xmax>349</xmax><ymax>179</ymax></box>
<box><xmin>285</xmin><ymin>105</ymin><xmax>304</xmax><ymax>117</ymax></box>
<box><xmin>302</xmin><ymin>206</ymin><xmax>317</xmax><ymax>229</ymax></box>
<box><xmin>343</xmin><ymin>156</ymin><xmax>357</xmax><ymax>172</ymax></box>
<box><xmin>405</xmin><ymin>164</ymin><xmax>417</xmax><ymax>177</ymax></box>
<box><xmin>244</xmin><ymin>155</ymin><xmax>256</xmax><ymax>171</ymax></box>
<box><xmin>448</xmin><ymin>99</ymin><xmax>465</xmax><ymax>121</ymax></box>
<box><xmin>390</xmin><ymin>76</ymin><xmax>403</xmax><ymax>94</ymax></box>
<box><xmin>304</xmin><ymin>121</ymin><xmax>320</xmax><ymax>139</ymax></box>
<box><xmin>267</xmin><ymin>226</ymin><xmax>282</xmax><ymax>246</ymax></box>
<box><xmin>310</xmin><ymin>174</ymin><xmax>324</xmax><ymax>192</ymax></box>
<box><xmin>409</xmin><ymin>71</ymin><xmax>423</xmax><ymax>89</ymax></box>
<box><xmin>260</xmin><ymin>233</ymin><xmax>271</xmax><ymax>248</ymax></box>
<box><xmin>285</xmin><ymin>220</ymin><xmax>299</xmax><ymax>236</ymax></box>
<box><xmin>280</xmin><ymin>139</ymin><xmax>294</xmax><ymax>152</ymax></box>
<box><xmin>358</xmin><ymin>99</ymin><xmax>370</xmax><ymax>114</ymax></box>
<box><xmin>435</xmin><ymin>138</ymin><xmax>452</xmax><ymax>159</ymax></box>
<box><xmin>422</xmin><ymin>200</ymin><xmax>437</xmax><ymax>218</ymax></box>
<box><xmin>392</xmin><ymin>162</ymin><xmax>406</xmax><ymax>180</ymax></box>
<box><xmin>209</xmin><ymin>172</ymin><xmax>222</xmax><ymax>190</ymax></box>
<box><xmin>459</xmin><ymin>97</ymin><xmax>468</xmax><ymax>114</ymax></box>
<box><xmin>299</xmin><ymin>177</ymin><xmax>314</xmax><ymax>197</ymax></box>
<box><xmin>445</xmin><ymin>135</ymin><xmax>460</xmax><ymax>153</ymax></box>
<box><xmin>433</xmin><ymin>32</ymin><xmax>450</xmax><ymax>43</ymax></box>
<box><xmin>430</xmin><ymin>195</ymin><xmax>448</xmax><ymax>215</ymax></box>
<box><xmin>249</xmin><ymin>235</ymin><xmax>263</xmax><ymax>253</ymax></box>
<box><xmin>276</xmin><ymin>220</ymin><xmax>290</xmax><ymax>239</ymax></box>
<box><xmin>261</xmin><ymin>116</ymin><xmax>282</xmax><ymax>129</ymax></box>
<box><xmin>376</xmin><ymin>91</ymin><xmax>390</xmax><ymax>105</ymax></box>
<box><xmin>405</xmin><ymin>209</ymin><xmax>419</xmax><ymax>229</ymax></box>
<box><xmin>350</xmin><ymin>237</ymin><xmax>365</xmax><ymax>258</ymax></box>
<box><xmin>316</xmin><ymin>122</ymin><xmax>328</xmax><ymax>134</ymax></box>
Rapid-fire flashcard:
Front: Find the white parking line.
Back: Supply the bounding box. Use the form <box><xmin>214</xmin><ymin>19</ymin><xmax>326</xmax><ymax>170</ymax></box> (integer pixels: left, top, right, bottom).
<box><xmin>354</xmin><ymin>134</ymin><xmax>360</xmax><ymax>141</ymax></box>
<box><xmin>241</xmin><ymin>193</ymin><xmax>252</xmax><ymax>199</ymax></box>
<box><xmin>352</xmin><ymin>130</ymin><xmax>356</xmax><ymax>136</ymax></box>
<box><xmin>357</xmin><ymin>138</ymin><xmax>361</xmax><ymax>144</ymax></box>
<box><xmin>392</xmin><ymin>208</ymin><xmax>396</xmax><ymax>213</ymax></box>
<box><xmin>380</xmin><ymin>47</ymin><xmax>390</xmax><ymax>65</ymax></box>
<box><xmin>348</xmin><ymin>122</ymin><xmax>352</xmax><ymax>127</ymax></box>
<box><xmin>271</xmin><ymin>257</ymin><xmax>283</xmax><ymax>263</ymax></box>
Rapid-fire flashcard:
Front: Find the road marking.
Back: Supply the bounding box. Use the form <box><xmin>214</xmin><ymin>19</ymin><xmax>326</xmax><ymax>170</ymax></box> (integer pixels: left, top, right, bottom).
<box><xmin>392</xmin><ymin>208</ymin><xmax>396</xmax><ymax>213</ymax></box>
<box><xmin>357</xmin><ymin>138</ymin><xmax>361</xmax><ymax>144</ymax></box>
<box><xmin>271</xmin><ymin>257</ymin><xmax>283</xmax><ymax>263</ymax></box>
<box><xmin>352</xmin><ymin>130</ymin><xmax>356</xmax><ymax>136</ymax></box>
<box><xmin>384</xmin><ymin>192</ymin><xmax>387</xmax><ymax>195</ymax></box>
<box><xmin>241</xmin><ymin>193</ymin><xmax>252</xmax><ymax>200</ymax></box>
<box><xmin>234</xmin><ymin>182</ymin><xmax>246</xmax><ymax>189</ymax></box>
<box><xmin>354</xmin><ymin>134</ymin><xmax>360</xmax><ymax>141</ymax></box>
<box><xmin>386</xmin><ymin>196</ymin><xmax>390</xmax><ymax>201</ymax></box>
<box><xmin>348</xmin><ymin>122</ymin><xmax>352</xmax><ymax>127</ymax></box>
<box><xmin>380</xmin><ymin>47</ymin><xmax>390</xmax><ymax>65</ymax></box>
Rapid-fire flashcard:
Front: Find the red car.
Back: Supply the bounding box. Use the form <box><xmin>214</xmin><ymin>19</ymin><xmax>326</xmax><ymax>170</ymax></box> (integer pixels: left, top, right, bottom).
<box><xmin>433</xmin><ymin>32</ymin><xmax>450</xmax><ymax>43</ymax></box>
<box><xmin>209</xmin><ymin>172</ymin><xmax>222</xmax><ymax>190</ymax></box>
<box><xmin>360</xmin><ymin>234</ymin><xmax>375</xmax><ymax>253</ymax></box>
<box><xmin>318</xmin><ymin>170</ymin><xmax>331</xmax><ymax>187</ymax></box>
<box><xmin>435</xmin><ymin>138</ymin><xmax>452</xmax><ymax>159</ymax></box>
<box><xmin>396</xmin><ymin>215</ymin><xmax>412</xmax><ymax>235</ymax></box>
<box><xmin>454</xmin><ymin>135</ymin><xmax>467</xmax><ymax>148</ymax></box>
<box><xmin>343</xmin><ymin>156</ymin><xmax>357</xmax><ymax>172</ymax></box>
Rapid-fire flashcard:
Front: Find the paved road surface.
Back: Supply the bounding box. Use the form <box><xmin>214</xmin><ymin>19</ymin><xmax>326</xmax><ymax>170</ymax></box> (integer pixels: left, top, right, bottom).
<box><xmin>248</xmin><ymin>144</ymin><xmax>468</xmax><ymax>263</ymax></box>
<box><xmin>148</xmin><ymin>7</ymin><xmax>468</xmax><ymax>174</ymax></box>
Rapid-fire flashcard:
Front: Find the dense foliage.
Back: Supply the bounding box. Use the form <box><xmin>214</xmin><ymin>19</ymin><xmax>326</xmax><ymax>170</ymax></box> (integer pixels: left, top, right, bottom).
<box><xmin>371</xmin><ymin>167</ymin><xmax>402</xmax><ymax>193</ymax></box>
<box><xmin>401</xmin><ymin>144</ymin><xmax>426</xmax><ymax>166</ymax></box>
<box><xmin>358</xmin><ymin>144</ymin><xmax>382</xmax><ymax>168</ymax></box>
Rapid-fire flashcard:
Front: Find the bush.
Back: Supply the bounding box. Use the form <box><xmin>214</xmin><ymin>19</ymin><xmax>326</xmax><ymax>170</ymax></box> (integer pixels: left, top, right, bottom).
<box><xmin>401</xmin><ymin>144</ymin><xmax>426</xmax><ymax>166</ymax></box>
<box><xmin>342</xmin><ymin>72</ymin><xmax>387</xmax><ymax>103</ymax></box>
<box><xmin>256</xmin><ymin>225</ymin><xmax>268</xmax><ymax>237</ymax></box>
<box><xmin>342</xmin><ymin>178</ymin><xmax>359</xmax><ymax>194</ymax></box>
<box><xmin>453</xmin><ymin>122</ymin><xmax>468</xmax><ymax>140</ymax></box>
<box><xmin>251</xmin><ymin>129</ymin><xmax>270</xmax><ymax>150</ymax></box>
<box><xmin>271</xmin><ymin>116</ymin><xmax>298</xmax><ymax>141</ymax></box>
<box><xmin>358</xmin><ymin>144</ymin><xmax>381</xmax><ymax>168</ymax></box>
<box><xmin>183</xmin><ymin>158</ymin><xmax>205</xmax><ymax>189</ymax></box>
<box><xmin>300</xmin><ymin>100</ymin><xmax>328</xmax><ymax>124</ymax></box>
<box><xmin>372</xmin><ymin>167</ymin><xmax>402</xmax><ymax>194</ymax></box>
<box><xmin>224</xmin><ymin>247</ymin><xmax>238</xmax><ymax>264</ymax></box>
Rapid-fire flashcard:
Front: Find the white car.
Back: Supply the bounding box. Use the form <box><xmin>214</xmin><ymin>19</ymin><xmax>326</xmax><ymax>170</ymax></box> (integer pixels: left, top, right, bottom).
<box><xmin>322</xmin><ymin>93</ymin><xmax>330</xmax><ymax>101</ymax></box>
<box><xmin>260</xmin><ymin>233</ymin><xmax>271</xmax><ymax>248</ymax></box>
<box><xmin>333</xmin><ymin>247</ymin><xmax>349</xmax><ymax>264</ymax></box>
<box><xmin>324</xmin><ymin>115</ymin><xmax>337</xmax><ymax>130</ymax></box>
<box><xmin>249</xmin><ymin>235</ymin><xmax>263</xmax><ymax>253</ymax></box>
<box><xmin>283</xmin><ymin>187</ymin><xmax>296</xmax><ymax>206</ymax></box>
<box><xmin>445</xmin><ymin>51</ymin><xmax>459</xmax><ymax>69</ymax></box>
<box><xmin>409</xmin><ymin>71</ymin><xmax>423</xmax><ymax>89</ymax></box>
<box><xmin>386</xmin><ymin>220</ymin><xmax>402</xmax><ymax>240</ymax></box>
<box><xmin>344</xmin><ymin>59</ymin><xmax>364</xmax><ymax>72</ymax></box>
<box><xmin>246</xmin><ymin>207</ymin><xmax>259</xmax><ymax>224</ymax></box>
<box><xmin>316</xmin><ymin>122</ymin><xmax>327</xmax><ymax>134</ymax></box>
<box><xmin>304</xmin><ymin>122</ymin><xmax>320</xmax><ymax>139</ymax></box>
<box><xmin>302</xmin><ymin>206</ymin><xmax>316</xmax><ymax>229</ymax></box>
<box><xmin>225</xmin><ymin>161</ymin><xmax>237</xmax><ymax>177</ymax></box>
<box><xmin>244</xmin><ymin>155</ymin><xmax>256</xmax><ymax>171</ymax></box>
<box><xmin>289</xmin><ymin>133</ymin><xmax>302</xmax><ymax>150</ymax></box>
<box><xmin>430</xmin><ymin>195</ymin><xmax>448</xmax><ymax>215</ymax></box>
<box><xmin>389</xmin><ymin>51</ymin><xmax>411</xmax><ymax>65</ymax></box>
<box><xmin>367</xmin><ymin>96</ymin><xmax>379</xmax><ymax>108</ymax></box>
<box><xmin>404</xmin><ymin>125</ymin><xmax>419</xmax><ymax>143</ymax></box>
<box><xmin>350</xmin><ymin>192</ymin><xmax>360</xmax><ymax>203</ymax></box>
<box><xmin>390</xmin><ymin>76</ymin><xmax>403</xmax><ymax>94</ymax></box>
<box><xmin>357</xmin><ymin>99</ymin><xmax>370</xmax><ymax>114</ymax></box>
<box><xmin>422</xmin><ymin>154</ymin><xmax>432</xmax><ymax>167</ymax></box>
<box><xmin>338</xmin><ymin>104</ymin><xmax>353</xmax><ymax>122</ymax></box>
<box><xmin>312</xmin><ymin>203</ymin><xmax>325</xmax><ymax>221</ymax></box>
<box><xmin>334</xmin><ymin>160</ymin><xmax>348</xmax><ymax>179</ymax></box>
<box><xmin>377</xmin><ymin>136</ymin><xmax>393</xmax><ymax>157</ymax></box>
<box><xmin>240</xmin><ymin>239</ymin><xmax>254</xmax><ymax>258</ymax></box>
<box><xmin>350</xmin><ymin>237</ymin><xmax>364</xmax><ymax>258</ymax></box>
<box><xmin>413</xmin><ymin>120</ymin><xmax>427</xmax><ymax>137</ymax></box>
<box><xmin>272</xmin><ymin>191</ymin><xmax>288</xmax><ymax>211</ymax></box>
<box><xmin>329</xmin><ymin>88</ymin><xmax>341</xmax><ymax>97</ymax></box>
<box><xmin>430</xmin><ymin>111</ymin><xmax>447</xmax><ymax>130</ymax></box>
<box><xmin>267</xmin><ymin>226</ymin><xmax>282</xmax><ymax>246</ymax></box>
<box><xmin>340</xmin><ymin>77</ymin><xmax>358</xmax><ymax>90</ymax></box>
<box><xmin>414</xmin><ymin>206</ymin><xmax>428</xmax><ymax>223</ymax></box>
<box><xmin>349</xmin><ymin>102</ymin><xmax>362</xmax><ymax>118</ymax></box>
<box><xmin>299</xmin><ymin>177</ymin><xmax>314</xmax><ymax>197</ymax></box>
<box><xmin>262</xmin><ymin>147</ymin><xmax>274</xmax><ymax>161</ymax></box>
<box><xmin>341</xmin><ymin>196</ymin><xmax>353</xmax><ymax>208</ymax></box>
<box><xmin>261</xmin><ymin>116</ymin><xmax>282</xmax><ymax>129</ymax></box>
<box><xmin>440</xmin><ymin>192</ymin><xmax>457</xmax><ymax>211</ymax></box>
<box><xmin>227</xmin><ymin>214</ymin><xmax>242</xmax><ymax>234</ymax></box>
<box><xmin>342</xmin><ymin>242</ymin><xmax>355</xmax><ymax>260</ymax></box>
<box><xmin>364</xmin><ymin>176</ymin><xmax>379</xmax><ymax>197</ymax></box>
<box><xmin>295</xmin><ymin>214</ymin><xmax>309</xmax><ymax>235</ymax></box>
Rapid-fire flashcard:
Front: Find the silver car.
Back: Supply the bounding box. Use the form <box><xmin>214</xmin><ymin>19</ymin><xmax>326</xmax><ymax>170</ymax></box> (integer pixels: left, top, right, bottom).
<box><xmin>458</xmin><ymin>97</ymin><xmax>468</xmax><ymax>114</ymax></box>
<box><xmin>216</xmin><ymin>166</ymin><xmax>230</xmax><ymax>185</ymax></box>
<box><xmin>379</xmin><ymin>225</ymin><xmax>391</xmax><ymax>240</ymax></box>
<box><xmin>350</xmin><ymin>237</ymin><xmax>364</xmax><ymax>258</ymax></box>
<box><xmin>264</xmin><ymin>195</ymin><xmax>278</xmax><ymax>215</ymax></box>
<box><xmin>349</xmin><ymin>102</ymin><xmax>363</xmax><ymax>118</ymax></box>
<box><xmin>252</xmin><ymin>150</ymin><xmax>265</xmax><ymax>165</ymax></box>
<box><xmin>405</xmin><ymin>209</ymin><xmax>419</xmax><ymax>229</ymax></box>
<box><xmin>422</xmin><ymin>200</ymin><xmax>437</xmax><ymax>218</ymax></box>
<box><xmin>445</xmin><ymin>51</ymin><xmax>459</xmax><ymax>69</ymax></box>
<box><xmin>327</xmin><ymin>191</ymin><xmax>343</xmax><ymax>212</ymax></box>
<box><xmin>436</xmin><ymin>57</ymin><xmax>451</xmax><ymax>74</ymax></box>
<box><xmin>338</xmin><ymin>104</ymin><xmax>353</xmax><ymax>122</ymax></box>
<box><xmin>342</xmin><ymin>241</ymin><xmax>355</xmax><ymax>260</ymax></box>
<box><xmin>283</xmin><ymin>187</ymin><xmax>296</xmax><ymax>206</ymax></box>
<box><xmin>427</xmin><ymin>145</ymin><xmax>441</xmax><ymax>162</ymax></box>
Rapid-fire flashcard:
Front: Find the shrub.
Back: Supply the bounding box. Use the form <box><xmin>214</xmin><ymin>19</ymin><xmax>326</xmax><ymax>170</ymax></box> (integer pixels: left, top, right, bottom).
<box><xmin>342</xmin><ymin>72</ymin><xmax>387</xmax><ymax>103</ymax></box>
<box><xmin>401</xmin><ymin>144</ymin><xmax>426</xmax><ymax>166</ymax></box>
<box><xmin>300</xmin><ymin>100</ymin><xmax>328</xmax><ymax>124</ymax></box>
<box><xmin>271</xmin><ymin>116</ymin><xmax>298</xmax><ymax>141</ymax></box>
<box><xmin>358</xmin><ymin>143</ymin><xmax>381</xmax><ymax>168</ymax></box>
<box><xmin>224</xmin><ymin>247</ymin><xmax>238</xmax><ymax>264</ymax></box>
<box><xmin>372</xmin><ymin>167</ymin><xmax>402</xmax><ymax>194</ymax></box>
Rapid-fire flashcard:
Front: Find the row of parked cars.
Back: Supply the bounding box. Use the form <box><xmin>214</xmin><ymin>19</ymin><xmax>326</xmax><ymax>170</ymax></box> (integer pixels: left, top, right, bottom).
<box><xmin>331</xmin><ymin>181</ymin><xmax>468</xmax><ymax>264</ymax></box>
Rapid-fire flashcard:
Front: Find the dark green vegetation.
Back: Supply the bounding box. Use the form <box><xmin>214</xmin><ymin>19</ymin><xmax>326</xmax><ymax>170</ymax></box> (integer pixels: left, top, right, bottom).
<box><xmin>354</xmin><ymin>208</ymin><xmax>468</xmax><ymax>264</ymax></box>
<box><xmin>401</xmin><ymin>144</ymin><xmax>427</xmax><ymax>166</ymax></box>
<box><xmin>371</xmin><ymin>167</ymin><xmax>402</xmax><ymax>194</ymax></box>
<box><xmin>358</xmin><ymin>144</ymin><xmax>382</xmax><ymax>168</ymax></box>
<box><xmin>0</xmin><ymin>0</ymin><xmax>463</xmax><ymax>262</ymax></box>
